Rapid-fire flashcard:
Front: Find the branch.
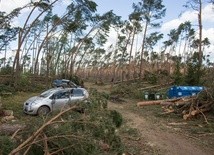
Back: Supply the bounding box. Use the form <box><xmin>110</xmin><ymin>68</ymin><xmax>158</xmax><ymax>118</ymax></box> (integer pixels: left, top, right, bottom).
<box><xmin>9</xmin><ymin>105</ymin><xmax>77</xmax><ymax>155</ymax></box>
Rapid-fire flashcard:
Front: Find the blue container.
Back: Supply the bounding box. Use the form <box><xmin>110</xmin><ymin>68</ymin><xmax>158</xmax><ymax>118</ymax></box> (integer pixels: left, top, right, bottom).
<box><xmin>168</xmin><ymin>86</ymin><xmax>204</xmax><ymax>99</ymax></box>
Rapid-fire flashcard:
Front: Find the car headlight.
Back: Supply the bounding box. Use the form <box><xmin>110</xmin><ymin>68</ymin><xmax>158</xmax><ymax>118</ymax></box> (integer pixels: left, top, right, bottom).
<box><xmin>31</xmin><ymin>102</ymin><xmax>38</xmax><ymax>107</ymax></box>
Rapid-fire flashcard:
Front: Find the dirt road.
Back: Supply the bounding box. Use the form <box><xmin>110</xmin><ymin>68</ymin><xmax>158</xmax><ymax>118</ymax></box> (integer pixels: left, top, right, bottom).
<box><xmin>108</xmin><ymin>101</ymin><xmax>213</xmax><ymax>155</ymax></box>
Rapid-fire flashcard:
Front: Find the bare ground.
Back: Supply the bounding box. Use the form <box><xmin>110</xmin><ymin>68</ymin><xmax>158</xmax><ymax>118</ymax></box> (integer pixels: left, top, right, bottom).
<box><xmin>86</xmin><ymin>82</ymin><xmax>214</xmax><ymax>155</ymax></box>
<box><xmin>108</xmin><ymin>101</ymin><xmax>214</xmax><ymax>155</ymax></box>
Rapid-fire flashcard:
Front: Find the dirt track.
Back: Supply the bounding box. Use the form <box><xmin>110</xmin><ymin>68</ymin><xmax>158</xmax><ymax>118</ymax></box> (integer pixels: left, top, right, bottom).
<box><xmin>108</xmin><ymin>101</ymin><xmax>213</xmax><ymax>155</ymax></box>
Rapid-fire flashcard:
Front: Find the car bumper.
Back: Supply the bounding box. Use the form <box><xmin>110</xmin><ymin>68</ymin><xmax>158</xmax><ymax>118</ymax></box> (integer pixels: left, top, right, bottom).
<box><xmin>23</xmin><ymin>104</ymin><xmax>38</xmax><ymax>115</ymax></box>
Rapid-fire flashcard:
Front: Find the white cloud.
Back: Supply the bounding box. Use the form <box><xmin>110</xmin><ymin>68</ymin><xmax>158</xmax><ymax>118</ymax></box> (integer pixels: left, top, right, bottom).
<box><xmin>0</xmin><ymin>0</ymin><xmax>30</xmax><ymax>13</ymax></box>
<box><xmin>161</xmin><ymin>19</ymin><xmax>182</xmax><ymax>32</ymax></box>
<box><xmin>180</xmin><ymin>10</ymin><xmax>198</xmax><ymax>22</ymax></box>
<box><xmin>203</xmin><ymin>28</ymin><xmax>214</xmax><ymax>61</ymax></box>
<box><xmin>203</xmin><ymin>28</ymin><xmax>214</xmax><ymax>43</ymax></box>
<box><xmin>62</xmin><ymin>0</ymin><xmax>71</xmax><ymax>6</ymax></box>
<box><xmin>202</xmin><ymin>4</ymin><xmax>214</xmax><ymax>22</ymax></box>
<box><xmin>0</xmin><ymin>0</ymin><xmax>32</xmax><ymax>27</ymax></box>
<box><xmin>161</xmin><ymin>3</ymin><xmax>214</xmax><ymax>33</ymax></box>
<box><xmin>160</xmin><ymin>3</ymin><xmax>214</xmax><ymax>62</ymax></box>
<box><xmin>161</xmin><ymin>10</ymin><xmax>198</xmax><ymax>33</ymax></box>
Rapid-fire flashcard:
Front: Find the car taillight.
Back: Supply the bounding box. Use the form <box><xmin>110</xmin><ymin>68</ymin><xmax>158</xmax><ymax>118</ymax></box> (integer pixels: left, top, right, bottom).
<box><xmin>83</xmin><ymin>91</ymin><xmax>89</xmax><ymax>98</ymax></box>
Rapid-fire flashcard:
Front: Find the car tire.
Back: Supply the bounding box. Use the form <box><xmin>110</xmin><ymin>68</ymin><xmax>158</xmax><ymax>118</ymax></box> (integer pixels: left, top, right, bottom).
<box><xmin>37</xmin><ymin>106</ymin><xmax>50</xmax><ymax>116</ymax></box>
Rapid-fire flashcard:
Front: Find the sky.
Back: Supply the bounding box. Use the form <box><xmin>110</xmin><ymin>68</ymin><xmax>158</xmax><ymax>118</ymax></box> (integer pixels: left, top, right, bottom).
<box><xmin>94</xmin><ymin>0</ymin><xmax>184</xmax><ymax>21</ymax></box>
<box><xmin>94</xmin><ymin>0</ymin><xmax>214</xmax><ymax>60</ymax></box>
<box><xmin>0</xmin><ymin>0</ymin><xmax>214</xmax><ymax>61</ymax></box>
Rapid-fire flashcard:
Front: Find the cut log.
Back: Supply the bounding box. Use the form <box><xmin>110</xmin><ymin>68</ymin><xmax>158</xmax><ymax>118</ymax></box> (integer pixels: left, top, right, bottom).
<box><xmin>175</xmin><ymin>101</ymin><xmax>191</xmax><ymax>106</ymax></box>
<box><xmin>1</xmin><ymin>115</ymin><xmax>15</xmax><ymax>122</ymax></box>
<box><xmin>161</xmin><ymin>109</ymin><xmax>175</xmax><ymax>114</ymax></box>
<box><xmin>160</xmin><ymin>101</ymin><xmax>174</xmax><ymax>106</ymax></box>
<box><xmin>182</xmin><ymin>109</ymin><xmax>209</xmax><ymax>120</ymax></box>
<box><xmin>183</xmin><ymin>113</ymin><xmax>192</xmax><ymax>120</ymax></box>
<box><xmin>3</xmin><ymin>110</ymin><xmax>13</xmax><ymax>116</ymax></box>
<box><xmin>137</xmin><ymin>98</ymin><xmax>182</xmax><ymax>107</ymax></box>
<box><xmin>190</xmin><ymin>108</ymin><xmax>210</xmax><ymax>116</ymax></box>
<box><xmin>137</xmin><ymin>100</ymin><xmax>163</xmax><ymax>106</ymax></box>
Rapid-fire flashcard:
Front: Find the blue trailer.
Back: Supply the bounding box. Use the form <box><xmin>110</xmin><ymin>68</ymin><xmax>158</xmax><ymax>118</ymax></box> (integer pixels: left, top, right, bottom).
<box><xmin>168</xmin><ymin>86</ymin><xmax>204</xmax><ymax>99</ymax></box>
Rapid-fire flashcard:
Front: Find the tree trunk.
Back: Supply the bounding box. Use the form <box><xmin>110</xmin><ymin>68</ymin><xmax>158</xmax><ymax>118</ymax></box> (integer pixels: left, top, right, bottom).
<box><xmin>139</xmin><ymin>22</ymin><xmax>148</xmax><ymax>78</ymax></box>
<box><xmin>12</xmin><ymin>29</ymin><xmax>22</xmax><ymax>88</ymax></box>
<box><xmin>198</xmin><ymin>0</ymin><xmax>203</xmax><ymax>73</ymax></box>
<box><xmin>128</xmin><ymin>28</ymin><xmax>136</xmax><ymax>79</ymax></box>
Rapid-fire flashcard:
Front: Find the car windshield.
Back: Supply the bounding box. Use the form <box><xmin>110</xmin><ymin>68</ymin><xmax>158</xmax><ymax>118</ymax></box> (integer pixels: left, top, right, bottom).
<box><xmin>39</xmin><ymin>89</ymin><xmax>56</xmax><ymax>98</ymax></box>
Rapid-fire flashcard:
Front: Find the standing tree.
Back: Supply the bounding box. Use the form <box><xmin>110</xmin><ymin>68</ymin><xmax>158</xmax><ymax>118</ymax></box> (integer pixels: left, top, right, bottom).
<box><xmin>132</xmin><ymin>0</ymin><xmax>166</xmax><ymax>78</ymax></box>
<box><xmin>184</xmin><ymin>0</ymin><xmax>203</xmax><ymax>64</ymax></box>
<box><xmin>12</xmin><ymin>0</ymin><xmax>59</xmax><ymax>88</ymax></box>
<box><xmin>184</xmin><ymin>0</ymin><xmax>208</xmax><ymax>84</ymax></box>
<box><xmin>172</xmin><ymin>56</ymin><xmax>183</xmax><ymax>85</ymax></box>
<box><xmin>0</xmin><ymin>10</ymin><xmax>20</xmax><ymax>67</ymax></box>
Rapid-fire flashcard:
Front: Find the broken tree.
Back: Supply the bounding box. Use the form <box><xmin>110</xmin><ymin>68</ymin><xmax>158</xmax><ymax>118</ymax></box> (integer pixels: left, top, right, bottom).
<box><xmin>137</xmin><ymin>90</ymin><xmax>214</xmax><ymax>122</ymax></box>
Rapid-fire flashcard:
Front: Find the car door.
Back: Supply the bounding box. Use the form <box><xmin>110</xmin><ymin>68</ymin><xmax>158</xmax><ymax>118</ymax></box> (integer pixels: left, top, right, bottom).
<box><xmin>52</xmin><ymin>90</ymin><xmax>70</xmax><ymax>110</ymax></box>
<box><xmin>70</xmin><ymin>88</ymin><xmax>84</xmax><ymax>103</ymax></box>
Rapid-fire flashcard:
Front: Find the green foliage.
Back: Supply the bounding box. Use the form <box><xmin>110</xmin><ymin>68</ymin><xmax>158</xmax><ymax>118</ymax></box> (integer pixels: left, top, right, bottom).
<box><xmin>144</xmin><ymin>71</ymin><xmax>157</xmax><ymax>84</ymax></box>
<box><xmin>172</xmin><ymin>56</ymin><xmax>184</xmax><ymax>85</ymax></box>
<box><xmin>17</xmin><ymin>73</ymin><xmax>31</xmax><ymax>91</ymax></box>
<box><xmin>68</xmin><ymin>75</ymin><xmax>85</xmax><ymax>87</ymax></box>
<box><xmin>110</xmin><ymin>83</ymin><xmax>131</xmax><ymax>98</ymax></box>
<box><xmin>132</xmin><ymin>0</ymin><xmax>166</xmax><ymax>26</ymax></box>
<box><xmin>184</xmin><ymin>52</ymin><xmax>204</xmax><ymax>85</ymax></box>
<box><xmin>110</xmin><ymin>82</ymin><xmax>146</xmax><ymax>99</ymax></box>
<box><xmin>146</xmin><ymin>32</ymin><xmax>163</xmax><ymax>51</ymax></box>
<box><xmin>8</xmin><ymin>89</ymin><xmax>124</xmax><ymax>154</ymax></box>
<box><xmin>88</xmin><ymin>88</ymin><xmax>108</xmax><ymax>109</ymax></box>
<box><xmin>0</xmin><ymin>136</ymin><xmax>15</xmax><ymax>155</ymax></box>
<box><xmin>0</xmin><ymin>65</ymin><xmax>12</xmax><ymax>75</ymax></box>
<box><xmin>0</xmin><ymin>84</ymin><xmax>15</xmax><ymax>94</ymax></box>
<box><xmin>110</xmin><ymin>110</ymin><xmax>123</xmax><ymax>128</ymax></box>
<box><xmin>11</xmin><ymin>73</ymin><xmax>46</xmax><ymax>92</ymax></box>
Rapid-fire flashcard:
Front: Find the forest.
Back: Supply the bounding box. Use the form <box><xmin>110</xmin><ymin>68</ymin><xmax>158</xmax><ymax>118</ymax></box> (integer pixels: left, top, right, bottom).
<box><xmin>0</xmin><ymin>0</ymin><xmax>212</xmax><ymax>88</ymax></box>
<box><xmin>0</xmin><ymin>0</ymin><xmax>214</xmax><ymax>155</ymax></box>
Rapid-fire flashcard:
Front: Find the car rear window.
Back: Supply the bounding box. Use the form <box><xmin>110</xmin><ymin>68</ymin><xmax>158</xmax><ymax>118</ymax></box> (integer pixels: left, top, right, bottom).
<box><xmin>72</xmin><ymin>89</ymin><xmax>83</xmax><ymax>96</ymax></box>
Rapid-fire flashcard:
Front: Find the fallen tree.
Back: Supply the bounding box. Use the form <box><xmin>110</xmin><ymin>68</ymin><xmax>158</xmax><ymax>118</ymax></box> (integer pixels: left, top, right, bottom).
<box><xmin>137</xmin><ymin>98</ymin><xmax>180</xmax><ymax>107</ymax></box>
<box><xmin>137</xmin><ymin>90</ymin><xmax>214</xmax><ymax>122</ymax></box>
<box><xmin>2</xmin><ymin>89</ymin><xmax>124</xmax><ymax>155</ymax></box>
<box><xmin>138</xmin><ymin>81</ymin><xmax>173</xmax><ymax>91</ymax></box>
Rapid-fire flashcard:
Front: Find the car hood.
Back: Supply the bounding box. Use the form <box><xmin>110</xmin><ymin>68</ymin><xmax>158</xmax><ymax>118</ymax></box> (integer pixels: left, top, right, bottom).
<box><xmin>25</xmin><ymin>96</ymin><xmax>44</xmax><ymax>104</ymax></box>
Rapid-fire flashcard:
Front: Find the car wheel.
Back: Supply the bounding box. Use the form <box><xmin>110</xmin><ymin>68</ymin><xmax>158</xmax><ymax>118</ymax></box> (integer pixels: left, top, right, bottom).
<box><xmin>37</xmin><ymin>106</ymin><xmax>50</xmax><ymax>116</ymax></box>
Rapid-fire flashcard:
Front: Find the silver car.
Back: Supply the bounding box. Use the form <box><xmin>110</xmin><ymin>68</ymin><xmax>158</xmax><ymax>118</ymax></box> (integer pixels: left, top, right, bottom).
<box><xmin>23</xmin><ymin>87</ymin><xmax>89</xmax><ymax>115</ymax></box>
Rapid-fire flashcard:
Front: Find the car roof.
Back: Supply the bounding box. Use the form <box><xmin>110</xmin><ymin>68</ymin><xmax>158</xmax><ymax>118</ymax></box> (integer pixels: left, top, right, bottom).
<box><xmin>46</xmin><ymin>87</ymin><xmax>85</xmax><ymax>92</ymax></box>
<box><xmin>40</xmin><ymin>87</ymin><xmax>87</xmax><ymax>98</ymax></box>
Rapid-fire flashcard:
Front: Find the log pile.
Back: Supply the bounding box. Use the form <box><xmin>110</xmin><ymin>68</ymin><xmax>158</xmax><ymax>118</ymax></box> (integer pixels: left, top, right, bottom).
<box><xmin>137</xmin><ymin>90</ymin><xmax>214</xmax><ymax>122</ymax></box>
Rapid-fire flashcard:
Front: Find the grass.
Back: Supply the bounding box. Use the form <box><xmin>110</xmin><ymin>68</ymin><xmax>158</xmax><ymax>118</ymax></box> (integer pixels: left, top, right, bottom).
<box><xmin>1</xmin><ymin>83</ymin><xmax>214</xmax><ymax>154</ymax></box>
<box><xmin>1</xmin><ymin>92</ymin><xmax>39</xmax><ymax>124</ymax></box>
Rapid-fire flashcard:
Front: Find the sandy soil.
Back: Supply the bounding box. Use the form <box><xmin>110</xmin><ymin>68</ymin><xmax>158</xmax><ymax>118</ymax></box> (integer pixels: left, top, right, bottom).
<box><xmin>86</xmin><ymin>82</ymin><xmax>214</xmax><ymax>155</ymax></box>
<box><xmin>108</xmin><ymin>101</ymin><xmax>214</xmax><ymax>155</ymax></box>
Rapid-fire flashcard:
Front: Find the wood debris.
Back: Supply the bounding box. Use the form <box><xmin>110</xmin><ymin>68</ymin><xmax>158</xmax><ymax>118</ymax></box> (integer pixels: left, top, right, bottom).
<box><xmin>137</xmin><ymin>98</ymin><xmax>180</xmax><ymax>107</ymax></box>
<box><xmin>137</xmin><ymin>90</ymin><xmax>214</xmax><ymax>122</ymax></box>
